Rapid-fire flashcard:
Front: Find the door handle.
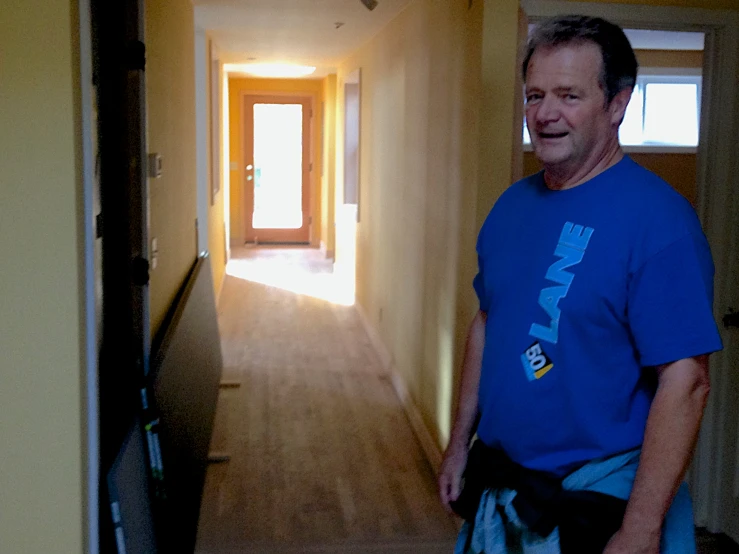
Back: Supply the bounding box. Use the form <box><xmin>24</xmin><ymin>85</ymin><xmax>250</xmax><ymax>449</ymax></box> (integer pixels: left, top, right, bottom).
<box><xmin>723</xmin><ymin>308</ymin><xmax>739</xmax><ymax>329</ymax></box>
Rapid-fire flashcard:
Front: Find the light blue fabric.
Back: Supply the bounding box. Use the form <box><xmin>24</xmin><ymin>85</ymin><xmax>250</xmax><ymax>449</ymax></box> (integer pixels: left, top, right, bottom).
<box><xmin>455</xmin><ymin>448</ymin><xmax>696</xmax><ymax>554</ymax></box>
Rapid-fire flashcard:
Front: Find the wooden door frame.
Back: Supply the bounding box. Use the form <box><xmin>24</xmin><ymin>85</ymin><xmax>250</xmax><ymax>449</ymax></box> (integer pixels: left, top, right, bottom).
<box><xmin>523</xmin><ymin>0</ymin><xmax>739</xmax><ymax>538</ymax></box>
<box><xmin>239</xmin><ymin>91</ymin><xmax>315</xmax><ymax>244</ymax></box>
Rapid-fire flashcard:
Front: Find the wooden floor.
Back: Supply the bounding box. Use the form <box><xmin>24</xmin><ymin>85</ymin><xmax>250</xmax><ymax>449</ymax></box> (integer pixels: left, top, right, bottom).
<box><xmin>195</xmin><ymin>246</ymin><xmax>458</xmax><ymax>553</ymax></box>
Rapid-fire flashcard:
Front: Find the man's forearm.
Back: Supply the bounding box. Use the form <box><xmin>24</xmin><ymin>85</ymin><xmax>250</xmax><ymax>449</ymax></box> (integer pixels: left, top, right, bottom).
<box><xmin>447</xmin><ymin>310</ymin><xmax>487</xmax><ymax>451</ymax></box>
<box><xmin>620</xmin><ymin>356</ymin><xmax>710</xmax><ymax>543</ymax></box>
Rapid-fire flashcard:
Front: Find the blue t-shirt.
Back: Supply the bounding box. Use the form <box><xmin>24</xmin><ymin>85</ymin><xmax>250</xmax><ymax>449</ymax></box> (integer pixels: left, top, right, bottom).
<box><xmin>474</xmin><ymin>156</ymin><xmax>722</xmax><ymax>477</ymax></box>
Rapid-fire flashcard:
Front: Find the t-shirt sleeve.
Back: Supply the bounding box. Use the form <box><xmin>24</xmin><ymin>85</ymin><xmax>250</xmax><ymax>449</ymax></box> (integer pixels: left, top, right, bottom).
<box><xmin>473</xmin><ymin>254</ymin><xmax>490</xmax><ymax>313</ymax></box>
<box><xmin>628</xmin><ymin>232</ymin><xmax>723</xmax><ymax>367</ymax></box>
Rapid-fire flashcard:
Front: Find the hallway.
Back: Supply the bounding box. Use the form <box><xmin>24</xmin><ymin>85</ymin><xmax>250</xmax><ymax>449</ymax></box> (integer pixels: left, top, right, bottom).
<box><xmin>195</xmin><ymin>247</ymin><xmax>458</xmax><ymax>553</ymax></box>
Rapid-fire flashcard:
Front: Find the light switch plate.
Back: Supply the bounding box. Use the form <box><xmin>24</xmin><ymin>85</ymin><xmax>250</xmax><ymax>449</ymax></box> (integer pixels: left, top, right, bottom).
<box><xmin>148</xmin><ymin>153</ymin><xmax>163</xmax><ymax>178</ymax></box>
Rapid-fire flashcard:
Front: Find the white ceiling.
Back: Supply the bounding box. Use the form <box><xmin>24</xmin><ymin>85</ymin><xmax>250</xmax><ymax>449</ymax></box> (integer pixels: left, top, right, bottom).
<box><xmin>623</xmin><ymin>29</ymin><xmax>704</xmax><ymax>51</ymax></box>
<box><xmin>195</xmin><ymin>0</ymin><xmax>412</xmax><ymax>75</ymax></box>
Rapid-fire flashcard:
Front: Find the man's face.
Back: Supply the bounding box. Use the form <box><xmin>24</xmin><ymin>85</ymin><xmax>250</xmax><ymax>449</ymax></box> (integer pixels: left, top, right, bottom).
<box><xmin>525</xmin><ymin>42</ymin><xmax>627</xmax><ymax>173</ymax></box>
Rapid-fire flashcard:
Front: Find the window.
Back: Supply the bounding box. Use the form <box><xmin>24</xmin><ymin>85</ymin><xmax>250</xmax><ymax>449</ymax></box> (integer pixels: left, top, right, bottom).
<box><xmin>621</xmin><ymin>74</ymin><xmax>702</xmax><ymax>146</ymax></box>
<box><xmin>523</xmin><ymin>71</ymin><xmax>702</xmax><ymax>149</ymax></box>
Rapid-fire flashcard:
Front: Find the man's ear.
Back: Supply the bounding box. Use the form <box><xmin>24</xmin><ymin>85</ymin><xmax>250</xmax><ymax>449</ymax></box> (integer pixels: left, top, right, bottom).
<box><xmin>609</xmin><ymin>87</ymin><xmax>633</xmax><ymax>126</ymax></box>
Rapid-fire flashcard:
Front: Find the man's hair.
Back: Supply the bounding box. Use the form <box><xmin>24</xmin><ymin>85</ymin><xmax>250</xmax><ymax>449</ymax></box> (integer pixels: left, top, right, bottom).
<box><xmin>522</xmin><ymin>15</ymin><xmax>638</xmax><ymax>104</ymax></box>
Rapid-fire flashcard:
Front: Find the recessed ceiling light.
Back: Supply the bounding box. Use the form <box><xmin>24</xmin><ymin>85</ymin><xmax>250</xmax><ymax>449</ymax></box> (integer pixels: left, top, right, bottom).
<box><xmin>224</xmin><ymin>63</ymin><xmax>317</xmax><ymax>78</ymax></box>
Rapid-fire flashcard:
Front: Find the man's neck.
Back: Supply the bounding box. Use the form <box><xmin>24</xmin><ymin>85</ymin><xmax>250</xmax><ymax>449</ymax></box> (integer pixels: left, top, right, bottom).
<box><xmin>544</xmin><ymin>142</ymin><xmax>624</xmax><ymax>191</ymax></box>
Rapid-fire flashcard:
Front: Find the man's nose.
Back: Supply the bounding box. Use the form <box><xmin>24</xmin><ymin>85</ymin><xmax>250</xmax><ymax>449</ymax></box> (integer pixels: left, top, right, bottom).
<box><xmin>533</xmin><ymin>95</ymin><xmax>560</xmax><ymax>124</ymax></box>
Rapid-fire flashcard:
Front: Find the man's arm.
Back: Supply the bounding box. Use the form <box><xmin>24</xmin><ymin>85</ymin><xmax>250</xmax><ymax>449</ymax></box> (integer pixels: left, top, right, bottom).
<box><xmin>438</xmin><ymin>310</ymin><xmax>487</xmax><ymax>512</ymax></box>
<box><xmin>604</xmin><ymin>354</ymin><xmax>711</xmax><ymax>554</ymax></box>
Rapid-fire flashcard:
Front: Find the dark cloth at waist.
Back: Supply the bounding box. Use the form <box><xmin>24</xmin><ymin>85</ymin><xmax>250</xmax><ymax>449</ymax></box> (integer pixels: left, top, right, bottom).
<box><xmin>450</xmin><ymin>440</ymin><xmax>628</xmax><ymax>553</ymax></box>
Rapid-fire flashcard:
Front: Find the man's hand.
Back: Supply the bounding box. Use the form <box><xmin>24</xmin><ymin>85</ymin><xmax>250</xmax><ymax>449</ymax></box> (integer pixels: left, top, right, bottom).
<box><xmin>438</xmin><ymin>442</ymin><xmax>468</xmax><ymax>513</ymax></box>
<box><xmin>438</xmin><ymin>311</ymin><xmax>485</xmax><ymax>512</ymax></box>
<box><xmin>604</xmin><ymin>355</ymin><xmax>710</xmax><ymax>554</ymax></box>
<box><xmin>603</xmin><ymin>527</ymin><xmax>660</xmax><ymax>554</ymax></box>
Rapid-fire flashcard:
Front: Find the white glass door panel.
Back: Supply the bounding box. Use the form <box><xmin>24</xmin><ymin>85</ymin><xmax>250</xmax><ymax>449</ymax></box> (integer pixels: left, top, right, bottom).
<box><xmin>252</xmin><ymin>103</ymin><xmax>303</xmax><ymax>230</ymax></box>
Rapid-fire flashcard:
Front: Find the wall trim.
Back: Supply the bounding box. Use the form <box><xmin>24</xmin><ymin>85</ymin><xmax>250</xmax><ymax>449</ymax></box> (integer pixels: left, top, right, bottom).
<box><xmin>319</xmin><ymin>240</ymin><xmax>335</xmax><ymax>260</ymax></box>
<box><xmin>389</xmin><ymin>372</ymin><xmax>444</xmax><ymax>475</ymax></box>
<box><xmin>194</xmin><ymin>29</ymin><xmax>209</xmax><ymax>256</ymax></box>
<box><xmin>76</xmin><ymin>0</ymin><xmax>99</xmax><ymax>550</ymax></box>
<box><xmin>216</xmin><ymin>269</ymin><xmax>227</xmax><ymax>307</ymax></box>
<box><xmin>353</xmin><ymin>302</ymin><xmax>443</xmax><ymax>475</ymax></box>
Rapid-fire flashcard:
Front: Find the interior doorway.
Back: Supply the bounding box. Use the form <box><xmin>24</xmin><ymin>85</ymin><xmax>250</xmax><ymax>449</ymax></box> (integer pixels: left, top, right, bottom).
<box><xmin>334</xmin><ymin>69</ymin><xmax>361</xmax><ymax>292</ymax></box>
<box><xmin>344</xmin><ymin>74</ymin><xmax>360</xmax><ymax>207</ymax></box>
<box><xmin>243</xmin><ymin>94</ymin><xmax>312</xmax><ymax>244</ymax></box>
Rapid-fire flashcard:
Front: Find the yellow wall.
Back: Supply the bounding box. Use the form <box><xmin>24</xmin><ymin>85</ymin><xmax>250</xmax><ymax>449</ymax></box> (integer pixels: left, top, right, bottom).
<box><xmin>336</xmin><ymin>0</ymin><xmax>485</xmax><ymax>450</ymax></box>
<box><xmin>206</xmin><ymin>39</ymin><xmax>227</xmax><ymax>299</ymax></box>
<box><xmin>635</xmin><ymin>49</ymin><xmax>703</xmax><ymax>68</ymax></box>
<box><xmin>523</xmin><ymin>152</ymin><xmax>698</xmax><ymax>203</ymax></box>
<box><xmin>227</xmin><ymin>78</ymin><xmax>324</xmax><ymax>246</ymax></box>
<box><xmin>479</xmin><ymin>0</ymin><xmax>526</xmax><ymax>229</ymax></box>
<box><xmin>631</xmin><ymin>153</ymin><xmax>698</xmax><ymax>204</ymax></box>
<box><xmin>0</xmin><ymin>0</ymin><xmax>86</xmax><ymax>551</ymax></box>
<box><xmin>146</xmin><ymin>0</ymin><xmax>198</xmax><ymax>335</ymax></box>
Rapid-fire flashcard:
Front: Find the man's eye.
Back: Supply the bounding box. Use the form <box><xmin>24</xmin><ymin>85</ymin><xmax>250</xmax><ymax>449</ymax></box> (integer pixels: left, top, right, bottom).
<box><xmin>564</xmin><ymin>94</ymin><xmax>579</xmax><ymax>100</ymax></box>
<box><xmin>526</xmin><ymin>94</ymin><xmax>542</xmax><ymax>103</ymax></box>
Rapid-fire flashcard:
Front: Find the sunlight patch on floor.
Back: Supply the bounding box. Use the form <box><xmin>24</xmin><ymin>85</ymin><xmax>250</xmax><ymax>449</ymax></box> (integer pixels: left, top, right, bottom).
<box><xmin>226</xmin><ymin>254</ymin><xmax>355</xmax><ymax>306</ymax></box>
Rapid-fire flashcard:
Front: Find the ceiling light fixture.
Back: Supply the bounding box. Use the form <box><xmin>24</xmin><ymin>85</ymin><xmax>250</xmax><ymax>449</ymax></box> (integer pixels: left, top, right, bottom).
<box><xmin>360</xmin><ymin>0</ymin><xmax>378</xmax><ymax>11</ymax></box>
<box><xmin>224</xmin><ymin>63</ymin><xmax>317</xmax><ymax>78</ymax></box>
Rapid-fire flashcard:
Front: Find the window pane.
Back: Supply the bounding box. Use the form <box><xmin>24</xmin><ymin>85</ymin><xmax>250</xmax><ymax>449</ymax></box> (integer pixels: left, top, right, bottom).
<box><xmin>619</xmin><ymin>85</ymin><xmax>644</xmax><ymax>145</ymax></box>
<box><xmin>643</xmin><ymin>83</ymin><xmax>699</xmax><ymax>146</ymax></box>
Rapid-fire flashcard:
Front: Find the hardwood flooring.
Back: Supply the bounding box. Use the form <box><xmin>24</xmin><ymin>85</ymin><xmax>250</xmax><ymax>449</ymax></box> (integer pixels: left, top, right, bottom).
<box><xmin>195</xmin><ymin>246</ymin><xmax>458</xmax><ymax>553</ymax></box>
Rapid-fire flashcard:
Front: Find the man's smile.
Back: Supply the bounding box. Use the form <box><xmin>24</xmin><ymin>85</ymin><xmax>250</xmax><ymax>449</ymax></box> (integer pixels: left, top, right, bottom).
<box><xmin>538</xmin><ymin>131</ymin><xmax>569</xmax><ymax>139</ymax></box>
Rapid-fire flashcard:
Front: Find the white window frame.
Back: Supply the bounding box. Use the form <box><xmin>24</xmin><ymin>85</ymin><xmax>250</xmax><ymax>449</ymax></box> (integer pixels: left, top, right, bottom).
<box><xmin>625</xmin><ymin>69</ymin><xmax>702</xmax><ymax>151</ymax></box>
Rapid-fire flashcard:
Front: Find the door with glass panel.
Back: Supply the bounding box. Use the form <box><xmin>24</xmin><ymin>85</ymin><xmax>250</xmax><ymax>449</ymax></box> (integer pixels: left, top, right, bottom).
<box><xmin>244</xmin><ymin>95</ymin><xmax>311</xmax><ymax>243</ymax></box>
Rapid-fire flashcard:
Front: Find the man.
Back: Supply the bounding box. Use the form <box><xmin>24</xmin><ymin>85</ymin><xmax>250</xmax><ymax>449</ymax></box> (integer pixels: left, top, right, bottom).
<box><xmin>439</xmin><ymin>15</ymin><xmax>722</xmax><ymax>554</ymax></box>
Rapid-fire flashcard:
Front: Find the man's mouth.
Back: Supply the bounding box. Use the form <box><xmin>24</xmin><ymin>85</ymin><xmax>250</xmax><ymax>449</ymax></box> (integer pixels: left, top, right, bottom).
<box><xmin>538</xmin><ymin>131</ymin><xmax>569</xmax><ymax>139</ymax></box>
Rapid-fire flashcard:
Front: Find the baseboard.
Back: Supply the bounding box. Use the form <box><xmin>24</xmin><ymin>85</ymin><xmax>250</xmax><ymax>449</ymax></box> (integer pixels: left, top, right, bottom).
<box><xmin>319</xmin><ymin>240</ymin><xmax>335</xmax><ymax>260</ymax></box>
<box><xmin>216</xmin><ymin>269</ymin><xmax>226</xmax><ymax>308</ymax></box>
<box><xmin>389</xmin><ymin>372</ymin><xmax>443</xmax><ymax>474</ymax></box>
<box><xmin>354</xmin><ymin>302</ymin><xmax>392</xmax><ymax>372</ymax></box>
<box><xmin>354</xmin><ymin>303</ymin><xmax>443</xmax><ymax>475</ymax></box>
